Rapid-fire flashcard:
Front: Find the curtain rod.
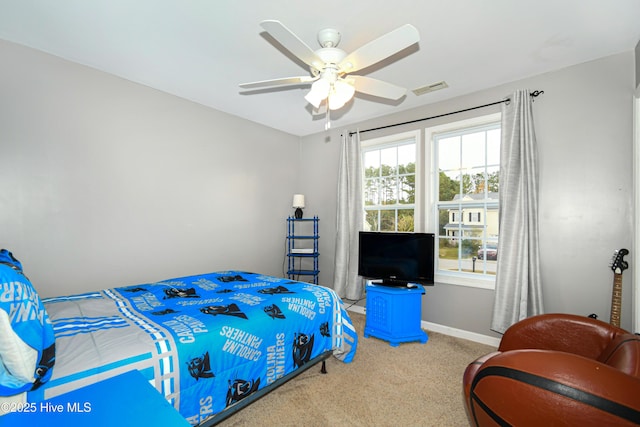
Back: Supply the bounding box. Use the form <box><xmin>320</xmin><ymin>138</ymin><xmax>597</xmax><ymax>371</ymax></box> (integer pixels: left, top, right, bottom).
<box><xmin>349</xmin><ymin>90</ymin><xmax>544</xmax><ymax>136</ymax></box>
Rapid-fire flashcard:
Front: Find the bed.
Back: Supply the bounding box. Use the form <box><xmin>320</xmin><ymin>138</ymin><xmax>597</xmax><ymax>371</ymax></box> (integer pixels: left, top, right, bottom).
<box><xmin>1</xmin><ymin>261</ymin><xmax>357</xmax><ymax>425</ymax></box>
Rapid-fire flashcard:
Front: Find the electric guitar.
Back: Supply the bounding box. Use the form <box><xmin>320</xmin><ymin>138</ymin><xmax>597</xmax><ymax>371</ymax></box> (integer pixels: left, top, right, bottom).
<box><xmin>609</xmin><ymin>248</ymin><xmax>629</xmax><ymax>327</ymax></box>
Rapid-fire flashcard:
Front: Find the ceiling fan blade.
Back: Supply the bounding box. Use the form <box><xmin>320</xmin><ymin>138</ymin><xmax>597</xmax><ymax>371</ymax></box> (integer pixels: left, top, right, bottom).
<box><xmin>339</xmin><ymin>24</ymin><xmax>419</xmax><ymax>74</ymax></box>
<box><xmin>349</xmin><ymin>76</ymin><xmax>407</xmax><ymax>100</ymax></box>
<box><xmin>260</xmin><ymin>20</ymin><xmax>325</xmax><ymax>72</ymax></box>
<box><xmin>239</xmin><ymin>75</ymin><xmax>317</xmax><ymax>90</ymax></box>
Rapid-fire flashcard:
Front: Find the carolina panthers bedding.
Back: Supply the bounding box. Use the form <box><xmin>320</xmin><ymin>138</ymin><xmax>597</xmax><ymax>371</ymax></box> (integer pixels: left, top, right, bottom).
<box><xmin>0</xmin><ymin>250</ymin><xmax>55</xmax><ymax>397</ymax></box>
<box><xmin>26</xmin><ymin>271</ymin><xmax>358</xmax><ymax>425</ymax></box>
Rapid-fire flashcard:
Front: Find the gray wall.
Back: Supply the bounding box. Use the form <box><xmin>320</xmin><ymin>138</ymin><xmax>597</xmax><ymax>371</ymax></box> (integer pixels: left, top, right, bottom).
<box><xmin>300</xmin><ymin>51</ymin><xmax>636</xmax><ymax>335</ymax></box>
<box><xmin>0</xmin><ymin>39</ymin><xmax>301</xmax><ymax>297</ymax></box>
<box><xmin>636</xmin><ymin>39</ymin><xmax>640</xmax><ymax>90</ymax></box>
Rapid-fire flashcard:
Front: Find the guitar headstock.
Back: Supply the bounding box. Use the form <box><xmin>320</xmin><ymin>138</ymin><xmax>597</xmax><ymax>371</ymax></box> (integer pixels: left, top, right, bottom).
<box><xmin>610</xmin><ymin>248</ymin><xmax>629</xmax><ymax>274</ymax></box>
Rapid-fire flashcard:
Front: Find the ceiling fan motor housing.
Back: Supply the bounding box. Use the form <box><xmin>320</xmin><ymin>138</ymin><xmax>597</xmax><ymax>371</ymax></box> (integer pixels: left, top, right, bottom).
<box><xmin>316</xmin><ymin>47</ymin><xmax>347</xmax><ymax>68</ymax></box>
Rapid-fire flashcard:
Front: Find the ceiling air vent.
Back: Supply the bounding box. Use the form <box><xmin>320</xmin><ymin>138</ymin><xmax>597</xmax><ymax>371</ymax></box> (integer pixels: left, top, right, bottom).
<box><xmin>412</xmin><ymin>81</ymin><xmax>448</xmax><ymax>96</ymax></box>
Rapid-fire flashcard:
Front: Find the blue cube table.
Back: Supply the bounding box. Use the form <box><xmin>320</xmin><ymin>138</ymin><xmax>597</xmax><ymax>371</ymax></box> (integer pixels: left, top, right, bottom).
<box><xmin>364</xmin><ymin>283</ymin><xmax>429</xmax><ymax>347</ymax></box>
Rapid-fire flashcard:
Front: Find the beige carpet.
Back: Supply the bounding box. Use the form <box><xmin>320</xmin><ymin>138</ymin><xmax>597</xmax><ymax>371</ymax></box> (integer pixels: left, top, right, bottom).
<box><xmin>218</xmin><ymin>312</ymin><xmax>495</xmax><ymax>427</ymax></box>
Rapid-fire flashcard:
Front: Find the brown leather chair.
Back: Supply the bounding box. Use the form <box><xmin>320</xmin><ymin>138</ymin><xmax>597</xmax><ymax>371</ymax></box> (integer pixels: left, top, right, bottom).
<box><xmin>463</xmin><ymin>313</ymin><xmax>640</xmax><ymax>426</ymax></box>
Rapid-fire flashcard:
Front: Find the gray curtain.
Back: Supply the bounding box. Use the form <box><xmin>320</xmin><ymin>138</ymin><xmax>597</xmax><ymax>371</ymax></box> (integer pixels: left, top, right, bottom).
<box><xmin>333</xmin><ymin>131</ymin><xmax>364</xmax><ymax>300</ymax></box>
<box><xmin>491</xmin><ymin>90</ymin><xmax>544</xmax><ymax>333</ymax></box>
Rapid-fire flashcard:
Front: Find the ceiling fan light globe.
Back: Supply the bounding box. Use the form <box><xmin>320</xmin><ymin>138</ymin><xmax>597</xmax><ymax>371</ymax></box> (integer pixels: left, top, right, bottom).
<box><xmin>334</xmin><ymin>80</ymin><xmax>355</xmax><ymax>101</ymax></box>
<box><xmin>305</xmin><ymin>92</ymin><xmax>324</xmax><ymax>109</ymax></box>
<box><xmin>311</xmin><ymin>78</ymin><xmax>331</xmax><ymax>97</ymax></box>
<box><xmin>328</xmin><ymin>79</ymin><xmax>355</xmax><ymax>109</ymax></box>
<box><xmin>328</xmin><ymin>97</ymin><xmax>346</xmax><ymax>110</ymax></box>
<box><xmin>305</xmin><ymin>78</ymin><xmax>331</xmax><ymax>108</ymax></box>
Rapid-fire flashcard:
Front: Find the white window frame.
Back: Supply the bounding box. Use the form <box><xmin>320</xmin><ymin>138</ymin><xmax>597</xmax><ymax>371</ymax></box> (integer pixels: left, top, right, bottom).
<box><xmin>425</xmin><ymin>113</ymin><xmax>501</xmax><ymax>290</ymax></box>
<box><xmin>360</xmin><ymin>115</ymin><xmax>499</xmax><ymax>290</ymax></box>
<box><xmin>361</xmin><ymin>130</ymin><xmax>422</xmax><ymax>232</ymax></box>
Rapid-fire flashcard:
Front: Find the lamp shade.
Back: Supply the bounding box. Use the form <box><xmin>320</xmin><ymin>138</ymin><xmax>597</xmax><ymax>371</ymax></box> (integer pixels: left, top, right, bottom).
<box><xmin>292</xmin><ymin>194</ymin><xmax>305</xmax><ymax>208</ymax></box>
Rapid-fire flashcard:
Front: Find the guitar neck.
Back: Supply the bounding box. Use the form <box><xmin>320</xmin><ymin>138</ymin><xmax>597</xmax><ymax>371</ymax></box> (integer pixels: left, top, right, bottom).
<box><xmin>610</xmin><ymin>273</ymin><xmax>623</xmax><ymax>327</ymax></box>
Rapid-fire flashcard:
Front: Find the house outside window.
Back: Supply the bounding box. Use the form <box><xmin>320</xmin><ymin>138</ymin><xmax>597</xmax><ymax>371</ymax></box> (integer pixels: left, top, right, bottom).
<box><xmin>362</xmin><ymin>132</ymin><xmax>418</xmax><ymax>232</ymax></box>
<box><xmin>432</xmin><ymin>116</ymin><xmax>501</xmax><ymax>287</ymax></box>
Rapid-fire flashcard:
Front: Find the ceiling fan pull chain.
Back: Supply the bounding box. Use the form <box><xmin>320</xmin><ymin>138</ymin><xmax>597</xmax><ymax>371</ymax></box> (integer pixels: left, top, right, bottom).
<box><xmin>325</xmin><ymin>103</ymin><xmax>331</xmax><ymax>130</ymax></box>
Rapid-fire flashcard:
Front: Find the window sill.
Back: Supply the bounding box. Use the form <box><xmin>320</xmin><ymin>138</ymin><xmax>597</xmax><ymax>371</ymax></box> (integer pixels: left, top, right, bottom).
<box><xmin>435</xmin><ymin>272</ymin><xmax>495</xmax><ymax>290</ymax></box>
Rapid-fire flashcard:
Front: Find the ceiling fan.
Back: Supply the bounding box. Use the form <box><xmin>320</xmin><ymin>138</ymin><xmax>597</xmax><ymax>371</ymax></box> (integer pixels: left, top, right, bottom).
<box><xmin>239</xmin><ymin>20</ymin><xmax>420</xmax><ymax>114</ymax></box>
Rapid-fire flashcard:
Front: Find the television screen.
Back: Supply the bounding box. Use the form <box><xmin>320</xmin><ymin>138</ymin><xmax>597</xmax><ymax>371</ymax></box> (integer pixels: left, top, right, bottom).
<box><xmin>358</xmin><ymin>231</ymin><xmax>434</xmax><ymax>286</ymax></box>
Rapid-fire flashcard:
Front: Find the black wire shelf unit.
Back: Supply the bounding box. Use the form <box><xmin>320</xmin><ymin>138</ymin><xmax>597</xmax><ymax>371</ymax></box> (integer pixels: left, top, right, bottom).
<box><xmin>286</xmin><ymin>216</ymin><xmax>319</xmax><ymax>284</ymax></box>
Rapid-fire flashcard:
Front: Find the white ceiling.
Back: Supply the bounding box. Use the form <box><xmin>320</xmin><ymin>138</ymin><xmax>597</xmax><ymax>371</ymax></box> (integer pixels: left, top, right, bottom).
<box><xmin>1</xmin><ymin>1</ymin><xmax>639</xmax><ymax>137</ymax></box>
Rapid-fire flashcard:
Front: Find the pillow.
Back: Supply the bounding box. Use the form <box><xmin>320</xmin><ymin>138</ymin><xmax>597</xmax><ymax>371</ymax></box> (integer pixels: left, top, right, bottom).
<box><xmin>0</xmin><ymin>249</ymin><xmax>55</xmax><ymax>395</ymax></box>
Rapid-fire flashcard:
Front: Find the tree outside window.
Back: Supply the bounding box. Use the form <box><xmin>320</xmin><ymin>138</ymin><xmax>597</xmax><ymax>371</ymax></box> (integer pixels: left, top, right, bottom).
<box><xmin>363</xmin><ymin>140</ymin><xmax>416</xmax><ymax>232</ymax></box>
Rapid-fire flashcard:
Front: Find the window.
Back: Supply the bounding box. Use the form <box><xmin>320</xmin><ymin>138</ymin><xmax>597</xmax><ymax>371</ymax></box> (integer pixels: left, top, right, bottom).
<box><xmin>432</xmin><ymin>116</ymin><xmax>500</xmax><ymax>287</ymax></box>
<box><xmin>469</xmin><ymin>212</ymin><xmax>481</xmax><ymax>223</ymax></box>
<box><xmin>362</xmin><ymin>132</ymin><xmax>418</xmax><ymax>232</ymax></box>
<box><xmin>360</xmin><ymin>115</ymin><xmax>499</xmax><ymax>289</ymax></box>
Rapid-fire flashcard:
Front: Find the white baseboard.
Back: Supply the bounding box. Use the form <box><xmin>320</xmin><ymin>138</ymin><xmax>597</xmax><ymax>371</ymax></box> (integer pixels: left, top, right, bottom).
<box><xmin>420</xmin><ymin>320</ymin><xmax>500</xmax><ymax>347</ymax></box>
<box><xmin>346</xmin><ymin>305</ymin><xmax>500</xmax><ymax>348</ymax></box>
<box><xmin>347</xmin><ymin>305</ymin><xmax>366</xmax><ymax>315</ymax></box>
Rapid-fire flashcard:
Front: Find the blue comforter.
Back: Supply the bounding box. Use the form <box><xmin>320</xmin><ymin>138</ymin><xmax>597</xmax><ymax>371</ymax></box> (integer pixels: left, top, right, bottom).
<box><xmin>28</xmin><ymin>271</ymin><xmax>358</xmax><ymax>425</ymax></box>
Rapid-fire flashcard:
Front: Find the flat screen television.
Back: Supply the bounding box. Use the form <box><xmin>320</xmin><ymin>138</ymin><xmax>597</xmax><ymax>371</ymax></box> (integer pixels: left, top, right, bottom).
<box><xmin>358</xmin><ymin>231</ymin><xmax>435</xmax><ymax>286</ymax></box>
